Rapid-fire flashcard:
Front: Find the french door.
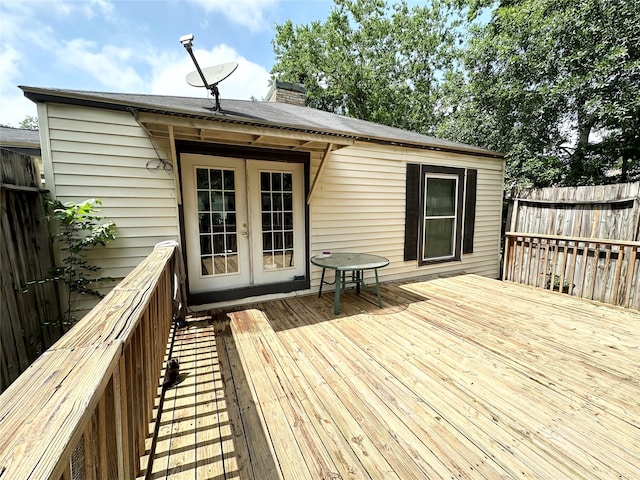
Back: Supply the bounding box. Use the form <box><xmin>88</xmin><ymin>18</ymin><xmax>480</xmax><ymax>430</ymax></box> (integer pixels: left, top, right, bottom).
<box><xmin>181</xmin><ymin>154</ymin><xmax>306</xmax><ymax>294</ymax></box>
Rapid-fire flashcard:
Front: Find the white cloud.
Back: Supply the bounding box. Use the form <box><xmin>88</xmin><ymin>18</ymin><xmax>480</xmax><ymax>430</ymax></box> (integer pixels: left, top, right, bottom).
<box><xmin>50</xmin><ymin>0</ymin><xmax>115</xmax><ymax>21</ymax></box>
<box><xmin>0</xmin><ymin>94</ymin><xmax>38</xmax><ymax>128</ymax></box>
<box><xmin>146</xmin><ymin>44</ymin><xmax>272</xmax><ymax>100</ymax></box>
<box><xmin>0</xmin><ymin>45</ymin><xmax>36</xmax><ymax>126</ymax></box>
<box><xmin>84</xmin><ymin>0</ymin><xmax>116</xmax><ymax>20</ymax></box>
<box><xmin>0</xmin><ymin>45</ymin><xmax>20</xmax><ymax>93</ymax></box>
<box><xmin>0</xmin><ymin>0</ymin><xmax>274</xmax><ymax>126</ymax></box>
<box><xmin>0</xmin><ymin>3</ymin><xmax>37</xmax><ymax>125</ymax></box>
<box><xmin>57</xmin><ymin>39</ymin><xmax>146</xmax><ymax>91</ymax></box>
<box><xmin>188</xmin><ymin>0</ymin><xmax>279</xmax><ymax>31</ymax></box>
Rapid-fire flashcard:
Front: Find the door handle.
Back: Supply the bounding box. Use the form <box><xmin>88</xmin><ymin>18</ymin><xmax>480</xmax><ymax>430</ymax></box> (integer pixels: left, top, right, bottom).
<box><xmin>243</xmin><ymin>231</ymin><xmax>248</xmax><ymax>237</ymax></box>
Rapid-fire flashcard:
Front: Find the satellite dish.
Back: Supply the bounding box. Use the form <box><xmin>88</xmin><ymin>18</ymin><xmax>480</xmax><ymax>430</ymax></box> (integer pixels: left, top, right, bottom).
<box><xmin>186</xmin><ymin>62</ymin><xmax>238</xmax><ymax>88</ymax></box>
<box><xmin>179</xmin><ymin>33</ymin><xmax>238</xmax><ymax>112</ymax></box>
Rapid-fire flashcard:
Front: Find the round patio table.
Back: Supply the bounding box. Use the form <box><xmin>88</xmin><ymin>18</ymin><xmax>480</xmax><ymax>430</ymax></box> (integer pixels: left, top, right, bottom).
<box><xmin>310</xmin><ymin>252</ymin><xmax>389</xmax><ymax>314</ymax></box>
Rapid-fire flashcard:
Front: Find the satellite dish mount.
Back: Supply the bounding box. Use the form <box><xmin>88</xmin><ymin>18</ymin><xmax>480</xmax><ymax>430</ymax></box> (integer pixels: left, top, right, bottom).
<box><xmin>179</xmin><ymin>34</ymin><xmax>238</xmax><ymax>112</ymax></box>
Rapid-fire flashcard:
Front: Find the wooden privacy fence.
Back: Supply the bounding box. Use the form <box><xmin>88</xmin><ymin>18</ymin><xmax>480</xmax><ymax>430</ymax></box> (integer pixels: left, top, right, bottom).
<box><xmin>503</xmin><ymin>233</ymin><xmax>640</xmax><ymax>309</ymax></box>
<box><xmin>0</xmin><ymin>243</ymin><xmax>186</xmax><ymax>480</ymax></box>
<box><xmin>503</xmin><ymin>182</ymin><xmax>640</xmax><ymax>309</ymax></box>
<box><xmin>1</xmin><ymin>149</ymin><xmax>61</xmax><ymax>393</ymax></box>
<box><xmin>506</xmin><ymin>182</ymin><xmax>640</xmax><ymax>241</ymax></box>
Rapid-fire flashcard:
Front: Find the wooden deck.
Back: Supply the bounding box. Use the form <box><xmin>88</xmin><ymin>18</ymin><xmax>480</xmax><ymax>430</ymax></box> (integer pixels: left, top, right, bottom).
<box><xmin>142</xmin><ymin>274</ymin><xmax>640</xmax><ymax>479</ymax></box>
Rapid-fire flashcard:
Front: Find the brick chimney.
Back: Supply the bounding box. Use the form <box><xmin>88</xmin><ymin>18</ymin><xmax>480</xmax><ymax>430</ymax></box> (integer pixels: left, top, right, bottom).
<box><xmin>267</xmin><ymin>80</ymin><xmax>306</xmax><ymax>107</ymax></box>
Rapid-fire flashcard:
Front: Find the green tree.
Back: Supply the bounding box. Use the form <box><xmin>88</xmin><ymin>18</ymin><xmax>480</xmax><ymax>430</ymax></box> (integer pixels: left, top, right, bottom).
<box><xmin>438</xmin><ymin>0</ymin><xmax>640</xmax><ymax>187</ymax></box>
<box><xmin>19</xmin><ymin>115</ymin><xmax>39</xmax><ymax>130</ymax></box>
<box><xmin>25</xmin><ymin>199</ymin><xmax>117</xmax><ymax>329</ymax></box>
<box><xmin>0</xmin><ymin>115</ymin><xmax>39</xmax><ymax>130</ymax></box>
<box><xmin>271</xmin><ymin>0</ymin><xmax>464</xmax><ymax>133</ymax></box>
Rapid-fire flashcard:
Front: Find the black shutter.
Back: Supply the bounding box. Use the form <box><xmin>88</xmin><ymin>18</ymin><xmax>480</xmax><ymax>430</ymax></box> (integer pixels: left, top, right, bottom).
<box><xmin>463</xmin><ymin>169</ymin><xmax>477</xmax><ymax>254</ymax></box>
<box><xmin>404</xmin><ymin>163</ymin><xmax>421</xmax><ymax>261</ymax></box>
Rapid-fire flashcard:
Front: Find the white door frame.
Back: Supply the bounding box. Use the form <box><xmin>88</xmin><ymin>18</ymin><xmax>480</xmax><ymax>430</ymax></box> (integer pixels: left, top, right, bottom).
<box><xmin>181</xmin><ymin>154</ymin><xmax>250</xmax><ymax>293</ymax></box>
<box><xmin>181</xmin><ymin>154</ymin><xmax>307</xmax><ymax>295</ymax></box>
<box><xmin>247</xmin><ymin>160</ymin><xmax>306</xmax><ymax>285</ymax></box>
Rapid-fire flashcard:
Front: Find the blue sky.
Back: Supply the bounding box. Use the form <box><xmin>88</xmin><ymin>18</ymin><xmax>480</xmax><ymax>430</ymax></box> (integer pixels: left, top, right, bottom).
<box><xmin>0</xmin><ymin>0</ymin><xmax>337</xmax><ymax>126</ymax></box>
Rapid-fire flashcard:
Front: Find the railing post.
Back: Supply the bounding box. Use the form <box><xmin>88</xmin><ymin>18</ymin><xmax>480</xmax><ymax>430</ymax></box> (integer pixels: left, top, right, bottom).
<box><xmin>113</xmin><ymin>359</ymin><xmax>127</xmax><ymax>480</ymax></box>
<box><xmin>503</xmin><ymin>231</ymin><xmax>639</xmax><ymax>309</ymax></box>
<box><xmin>624</xmin><ymin>247</ymin><xmax>637</xmax><ymax>308</ymax></box>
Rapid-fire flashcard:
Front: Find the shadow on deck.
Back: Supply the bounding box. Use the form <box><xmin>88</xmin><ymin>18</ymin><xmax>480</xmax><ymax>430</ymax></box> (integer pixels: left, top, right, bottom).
<box><xmin>142</xmin><ymin>274</ymin><xmax>640</xmax><ymax>479</ymax></box>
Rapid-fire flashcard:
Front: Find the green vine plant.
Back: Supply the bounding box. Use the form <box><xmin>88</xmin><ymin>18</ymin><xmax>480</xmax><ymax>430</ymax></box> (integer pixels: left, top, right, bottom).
<box><xmin>25</xmin><ymin>198</ymin><xmax>117</xmax><ymax>330</ymax></box>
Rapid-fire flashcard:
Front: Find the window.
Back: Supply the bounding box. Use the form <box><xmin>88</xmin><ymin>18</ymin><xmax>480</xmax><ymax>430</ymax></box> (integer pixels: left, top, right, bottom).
<box><xmin>404</xmin><ymin>164</ymin><xmax>477</xmax><ymax>264</ymax></box>
<box><xmin>423</xmin><ymin>174</ymin><xmax>459</xmax><ymax>261</ymax></box>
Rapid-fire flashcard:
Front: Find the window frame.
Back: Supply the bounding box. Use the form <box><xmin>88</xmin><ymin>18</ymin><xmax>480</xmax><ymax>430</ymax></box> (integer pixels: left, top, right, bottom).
<box><xmin>404</xmin><ymin>163</ymin><xmax>477</xmax><ymax>265</ymax></box>
<box><xmin>418</xmin><ymin>166</ymin><xmax>465</xmax><ymax>265</ymax></box>
<box><xmin>420</xmin><ymin>172</ymin><xmax>461</xmax><ymax>263</ymax></box>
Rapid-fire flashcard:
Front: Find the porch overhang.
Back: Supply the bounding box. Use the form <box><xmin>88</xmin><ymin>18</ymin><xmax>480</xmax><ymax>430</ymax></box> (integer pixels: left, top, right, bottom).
<box><xmin>134</xmin><ymin>111</ymin><xmax>355</xmax><ymax>153</ymax></box>
<box><xmin>135</xmin><ymin>111</ymin><xmax>353</xmax><ymax>206</ymax></box>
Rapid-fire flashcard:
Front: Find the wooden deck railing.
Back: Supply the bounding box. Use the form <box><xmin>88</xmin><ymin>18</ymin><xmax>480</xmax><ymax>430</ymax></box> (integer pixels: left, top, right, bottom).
<box><xmin>503</xmin><ymin>232</ymin><xmax>640</xmax><ymax>309</ymax></box>
<box><xmin>0</xmin><ymin>243</ymin><xmax>185</xmax><ymax>480</ymax></box>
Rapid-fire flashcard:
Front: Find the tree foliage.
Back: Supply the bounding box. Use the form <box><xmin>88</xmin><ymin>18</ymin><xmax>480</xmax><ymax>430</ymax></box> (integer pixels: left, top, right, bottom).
<box><xmin>0</xmin><ymin>115</ymin><xmax>39</xmax><ymax>130</ymax></box>
<box><xmin>272</xmin><ymin>0</ymin><xmax>640</xmax><ymax>188</ymax></box>
<box><xmin>19</xmin><ymin>115</ymin><xmax>39</xmax><ymax>130</ymax></box>
<box><xmin>25</xmin><ymin>198</ymin><xmax>117</xmax><ymax>329</ymax></box>
<box><xmin>271</xmin><ymin>0</ymin><xmax>463</xmax><ymax>133</ymax></box>
<box><xmin>439</xmin><ymin>0</ymin><xmax>640</xmax><ymax>187</ymax></box>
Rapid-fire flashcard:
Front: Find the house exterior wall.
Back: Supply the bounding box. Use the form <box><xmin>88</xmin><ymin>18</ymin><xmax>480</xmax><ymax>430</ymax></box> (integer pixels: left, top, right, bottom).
<box><xmin>39</xmin><ymin>103</ymin><xmax>180</xmax><ymax>291</ymax></box>
<box><xmin>39</xmin><ymin>102</ymin><xmax>503</xmax><ymax>310</ymax></box>
<box><xmin>308</xmin><ymin>142</ymin><xmax>504</xmax><ymax>288</ymax></box>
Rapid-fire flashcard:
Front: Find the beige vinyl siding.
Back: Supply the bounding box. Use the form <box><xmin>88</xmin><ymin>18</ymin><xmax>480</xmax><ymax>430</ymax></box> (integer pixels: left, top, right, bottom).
<box><xmin>43</xmin><ymin>103</ymin><xmax>179</xmax><ymax>307</ymax></box>
<box><xmin>40</xmin><ymin>99</ymin><xmax>503</xmax><ymax>311</ymax></box>
<box><xmin>309</xmin><ymin>142</ymin><xmax>504</xmax><ymax>289</ymax></box>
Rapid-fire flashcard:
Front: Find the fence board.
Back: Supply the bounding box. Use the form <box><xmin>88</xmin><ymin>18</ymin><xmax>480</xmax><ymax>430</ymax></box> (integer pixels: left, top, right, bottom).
<box><xmin>1</xmin><ymin>149</ymin><xmax>61</xmax><ymax>393</ymax></box>
<box><xmin>507</xmin><ymin>182</ymin><xmax>640</xmax><ymax>241</ymax></box>
<box><xmin>504</xmin><ymin>183</ymin><xmax>640</xmax><ymax>309</ymax></box>
<box><xmin>503</xmin><ymin>233</ymin><xmax>640</xmax><ymax>309</ymax></box>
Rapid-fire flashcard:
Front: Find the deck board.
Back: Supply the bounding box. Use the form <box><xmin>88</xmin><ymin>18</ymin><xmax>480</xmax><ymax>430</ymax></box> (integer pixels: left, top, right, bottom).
<box><xmin>146</xmin><ymin>274</ymin><xmax>640</xmax><ymax>479</ymax></box>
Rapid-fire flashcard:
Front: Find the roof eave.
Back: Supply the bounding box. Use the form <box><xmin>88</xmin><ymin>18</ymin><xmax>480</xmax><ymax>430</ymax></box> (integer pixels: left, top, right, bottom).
<box><xmin>20</xmin><ymin>86</ymin><xmax>505</xmax><ymax>159</ymax></box>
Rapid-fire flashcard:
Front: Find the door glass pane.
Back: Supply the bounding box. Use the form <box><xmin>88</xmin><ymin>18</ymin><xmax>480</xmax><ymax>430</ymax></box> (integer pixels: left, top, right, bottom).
<box><xmin>262</xmin><ymin>213</ymin><xmax>272</xmax><ymax>230</ymax></box>
<box><xmin>200</xmin><ymin>235</ymin><xmax>211</xmax><ymax>255</ymax></box>
<box><xmin>273</xmin><ymin>172</ymin><xmax>282</xmax><ymax>191</ymax></box>
<box><xmin>212</xmin><ymin>213</ymin><xmax>224</xmax><ymax>232</ymax></box>
<box><xmin>224</xmin><ymin>192</ymin><xmax>235</xmax><ymax>210</ymax></box>
<box><xmin>197</xmin><ymin>191</ymin><xmax>210</xmax><ymax>211</ymax></box>
<box><xmin>283</xmin><ymin>174</ymin><xmax>292</xmax><ymax>191</ymax></box>
<box><xmin>284</xmin><ymin>231</ymin><xmax>294</xmax><ymax>249</ymax></box>
<box><xmin>210</xmin><ymin>169</ymin><xmax>222</xmax><ymax>189</ymax></box>
<box><xmin>223</xmin><ymin>170</ymin><xmax>234</xmax><ymax>190</ymax></box>
<box><xmin>201</xmin><ymin>256</ymin><xmax>213</xmax><ymax>275</ymax></box>
<box><xmin>196</xmin><ymin>167</ymin><xmax>238</xmax><ymax>276</ymax></box>
<box><xmin>211</xmin><ymin>192</ymin><xmax>224</xmax><ymax>212</ymax></box>
<box><xmin>212</xmin><ymin>234</ymin><xmax>224</xmax><ymax>254</ymax></box>
<box><xmin>226</xmin><ymin>254</ymin><xmax>238</xmax><ymax>274</ymax></box>
<box><xmin>199</xmin><ymin>213</ymin><xmax>211</xmax><ymax>233</ymax></box>
<box><xmin>260</xmin><ymin>172</ymin><xmax>270</xmax><ymax>191</ymax></box>
<box><xmin>273</xmin><ymin>193</ymin><xmax>283</xmax><ymax>211</ymax></box>
<box><xmin>283</xmin><ymin>193</ymin><xmax>293</xmax><ymax>210</ymax></box>
<box><xmin>196</xmin><ymin>169</ymin><xmax>209</xmax><ymax>189</ymax></box>
<box><xmin>260</xmin><ymin>171</ymin><xmax>295</xmax><ymax>270</ymax></box>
